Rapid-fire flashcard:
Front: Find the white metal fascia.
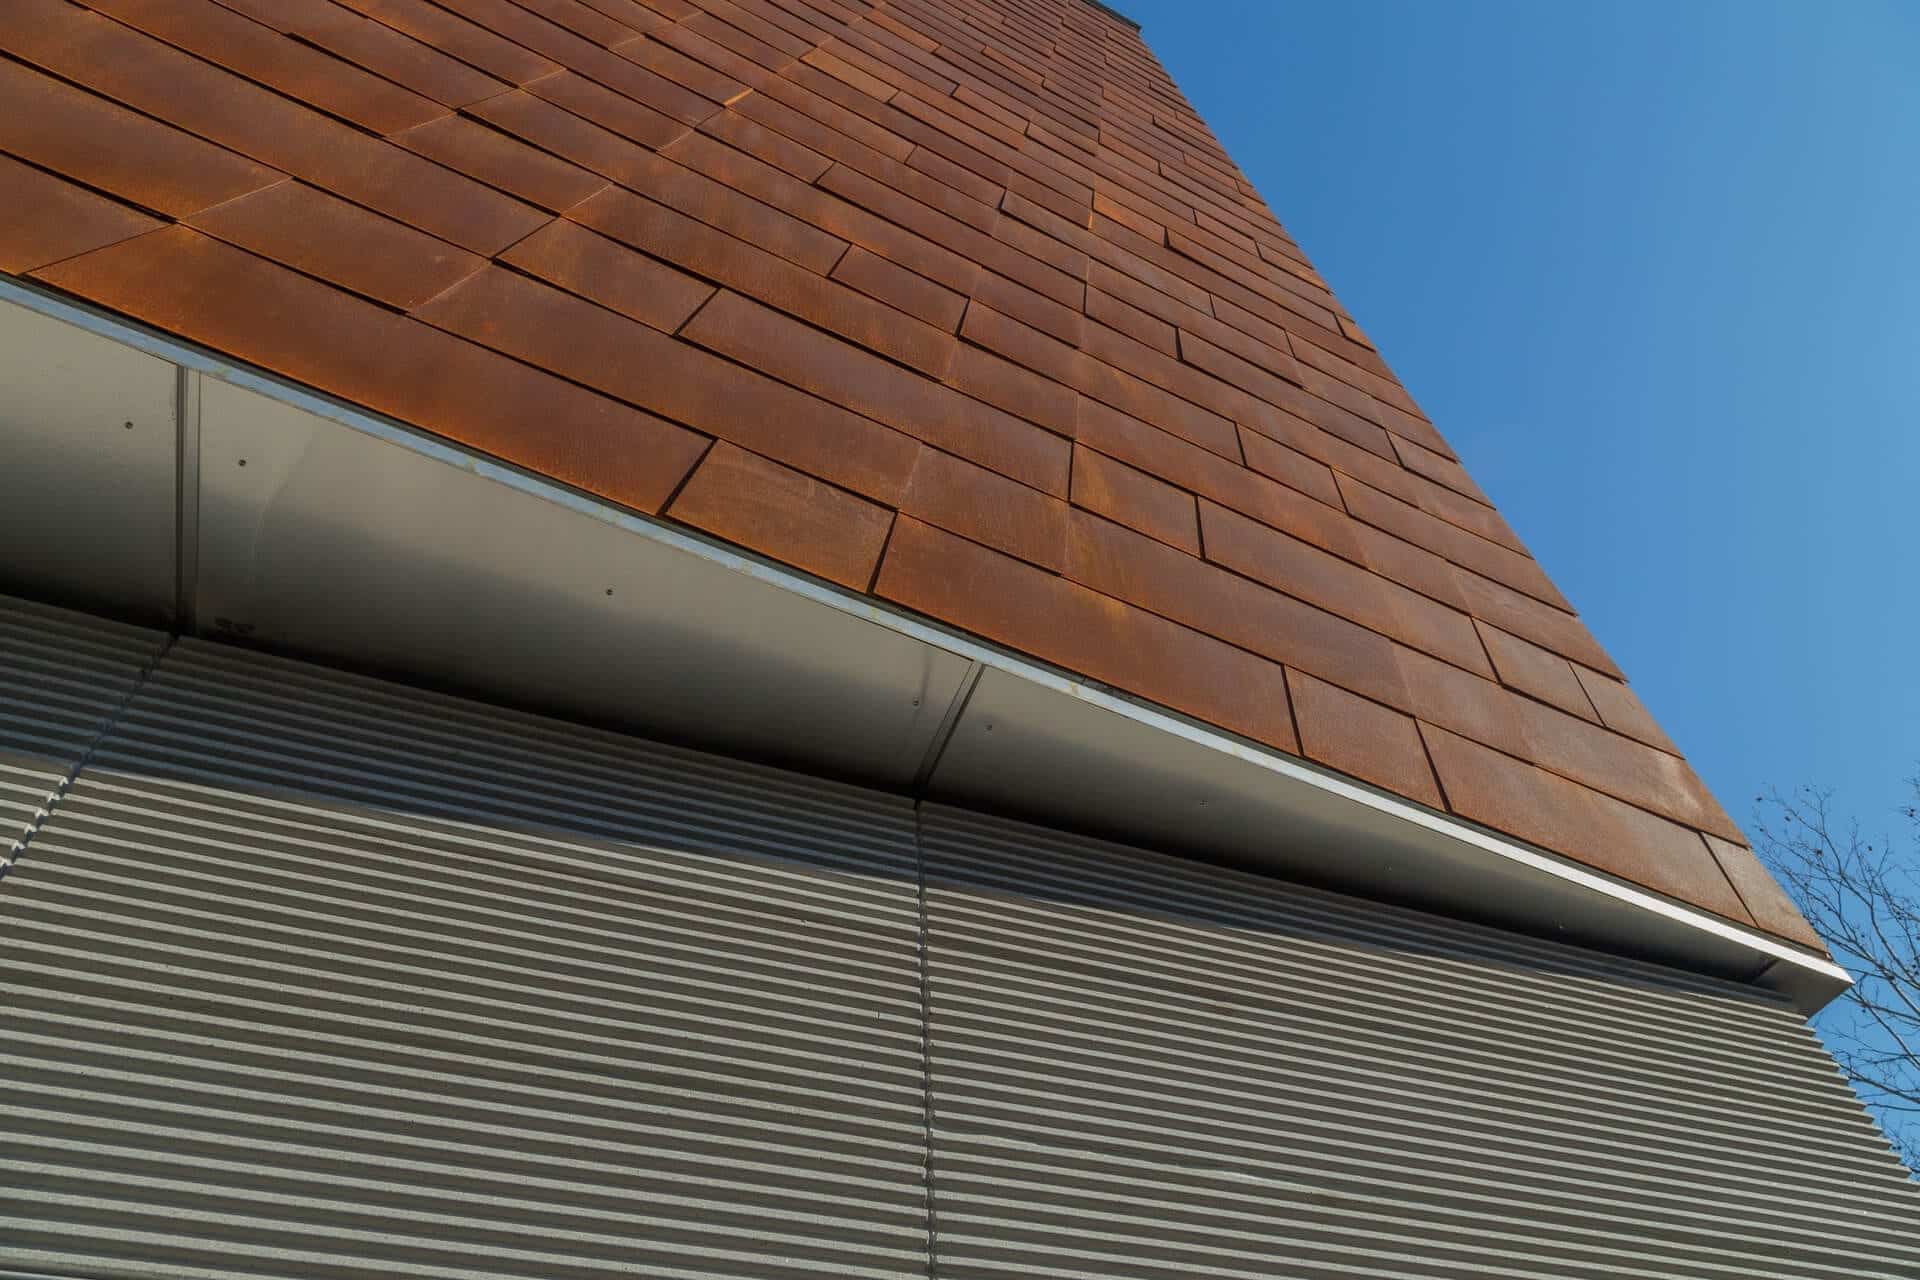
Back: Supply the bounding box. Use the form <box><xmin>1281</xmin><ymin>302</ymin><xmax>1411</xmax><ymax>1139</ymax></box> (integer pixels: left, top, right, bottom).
<box><xmin>0</xmin><ymin>275</ymin><xmax>1851</xmax><ymax>1010</ymax></box>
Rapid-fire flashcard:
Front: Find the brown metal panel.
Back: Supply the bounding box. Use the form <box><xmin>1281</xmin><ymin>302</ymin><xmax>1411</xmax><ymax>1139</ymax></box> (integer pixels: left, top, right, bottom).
<box><xmin>214</xmin><ymin>0</ymin><xmax>508</xmax><ymax>108</ymax></box>
<box><xmin>574</xmin><ymin>151</ymin><xmax>850</xmax><ymax>274</ymax></box>
<box><xmin>1575</xmin><ymin>662</ymin><xmax>1683</xmax><ymax>754</ymax></box>
<box><xmin>0</xmin><ymin>158</ymin><xmax>161</xmax><ymax>276</ymax></box>
<box><xmin>1201</xmin><ymin>499</ymin><xmax>1492</xmax><ymax>678</ymax></box>
<box><xmin>1399</xmin><ymin>645</ymin><xmax>1741</xmax><ymax>840</ymax></box>
<box><xmin>1475</xmin><ymin>619</ymin><xmax>1601</xmax><ymax>722</ymax></box>
<box><xmin>465</xmin><ymin>87</ymin><xmax>689</xmax><ymax>184</ymax></box>
<box><xmin>680</xmin><ymin>290</ymin><xmax>1067</xmax><ymax>495</ymax></box>
<box><xmin>501</xmin><ymin>218</ymin><xmax>716</xmax><ymax>332</ymax></box>
<box><xmin>1703</xmin><ymin>833</ymin><xmax>1823</xmax><ymax>949</ymax></box>
<box><xmin>667</xmin><ymin>442</ymin><xmax>894</xmax><ymax>590</ymax></box>
<box><xmin>186</xmin><ymin>180</ymin><xmax>487</xmax><ymax>311</ymax></box>
<box><xmin>0</xmin><ymin>0</ymin><xmax>545</xmax><ymax>254</ymax></box>
<box><xmin>336</xmin><ymin>0</ymin><xmax>563</xmax><ymax>84</ymax></box>
<box><xmin>0</xmin><ymin>59</ymin><xmax>283</xmax><ymax>219</ymax></box>
<box><xmin>1287</xmin><ymin>668</ymin><xmax>1446</xmax><ymax>809</ymax></box>
<box><xmin>943</xmin><ymin>341</ymin><xmax>1077</xmax><ymax>438</ymax></box>
<box><xmin>0</xmin><ymin>0</ymin><xmax>1810</xmax><ymax>935</ymax></box>
<box><xmin>34</xmin><ymin>228</ymin><xmax>706</xmax><ymax>514</ymax></box>
<box><xmin>79</xmin><ymin>0</ymin><xmax>447</xmax><ymax>134</ymax></box>
<box><xmin>1076</xmin><ymin>401</ymin><xmax>1345</xmax><ymax>545</ymax></box>
<box><xmin>415</xmin><ymin>266</ymin><xmax>920</xmax><ymax>505</ymax></box>
<box><xmin>1387</xmin><ymin>429</ymin><xmax>1491</xmax><ymax>503</ymax></box>
<box><xmin>830</xmin><ymin>245</ymin><xmax>968</xmax><ymax>331</ymax></box>
<box><xmin>1070</xmin><ymin>445</ymin><xmax>1199</xmax><ymax>556</ymax></box>
<box><xmin>877</xmin><ymin>517</ymin><xmax>1299</xmax><ymax>754</ymax></box>
<box><xmin>963</xmin><ymin>302</ymin><xmax>1241</xmax><ymax>460</ymax></box>
<box><xmin>900</xmin><ymin>447</ymin><xmax>1068</xmax><ymax>571</ymax></box>
<box><xmin>1063</xmin><ymin>509</ymin><xmax>1413</xmax><ymax>713</ymax></box>
<box><xmin>700</xmin><ymin>109</ymin><xmax>836</xmax><ymax>181</ymax></box>
<box><xmin>569</xmin><ymin>186</ymin><xmax>952</xmax><ymax>373</ymax></box>
<box><xmin>391</xmin><ymin>114</ymin><xmax>611</xmax><ymax>212</ymax></box>
<box><xmin>1421</xmin><ymin>722</ymin><xmax>1755</xmax><ymax>924</ymax></box>
<box><xmin>1338</xmin><ymin>471</ymin><xmax>1572</xmax><ymax>612</ymax></box>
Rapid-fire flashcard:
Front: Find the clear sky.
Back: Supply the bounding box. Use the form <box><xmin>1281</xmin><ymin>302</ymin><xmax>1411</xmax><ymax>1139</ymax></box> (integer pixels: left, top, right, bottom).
<box><xmin>1124</xmin><ymin>0</ymin><xmax>1920</xmax><ymax>841</ymax></box>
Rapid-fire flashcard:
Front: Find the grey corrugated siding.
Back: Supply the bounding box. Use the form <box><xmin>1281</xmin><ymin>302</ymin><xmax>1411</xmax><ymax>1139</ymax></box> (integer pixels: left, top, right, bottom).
<box><xmin>0</xmin><ymin>592</ymin><xmax>1914</xmax><ymax>1280</ymax></box>
<box><xmin>0</xmin><ymin>594</ymin><xmax>164</xmax><ymax>858</ymax></box>
<box><xmin>919</xmin><ymin>805</ymin><xmax>1920</xmax><ymax>1280</ymax></box>
<box><xmin>0</xmin><ymin>635</ymin><xmax>929</xmax><ymax>1280</ymax></box>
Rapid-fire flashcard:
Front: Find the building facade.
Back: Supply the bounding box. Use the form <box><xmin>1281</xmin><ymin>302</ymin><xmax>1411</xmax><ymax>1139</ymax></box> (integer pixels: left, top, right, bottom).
<box><xmin>0</xmin><ymin>0</ymin><xmax>1913</xmax><ymax>1275</ymax></box>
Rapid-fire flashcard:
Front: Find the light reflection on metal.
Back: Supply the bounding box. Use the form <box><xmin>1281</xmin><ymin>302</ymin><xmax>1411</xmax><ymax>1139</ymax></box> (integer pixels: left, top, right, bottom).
<box><xmin>0</xmin><ymin>276</ymin><xmax>1851</xmax><ymax>1014</ymax></box>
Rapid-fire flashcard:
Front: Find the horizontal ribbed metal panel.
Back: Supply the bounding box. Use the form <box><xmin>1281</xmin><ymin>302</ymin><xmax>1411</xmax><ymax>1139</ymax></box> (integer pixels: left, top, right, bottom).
<box><xmin>4</xmin><ymin>591</ymin><xmax>1915</xmax><ymax>1279</ymax></box>
<box><xmin>0</xmin><ymin>594</ymin><xmax>165</xmax><ymax>857</ymax></box>
<box><xmin>920</xmin><ymin>804</ymin><xmax>1919</xmax><ymax>1280</ymax></box>
<box><xmin>0</xmin><ymin>636</ymin><xmax>930</xmax><ymax>1279</ymax></box>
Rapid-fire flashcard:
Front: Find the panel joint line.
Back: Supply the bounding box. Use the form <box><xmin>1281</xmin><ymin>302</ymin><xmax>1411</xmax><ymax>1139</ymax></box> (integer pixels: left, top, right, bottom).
<box><xmin>174</xmin><ymin>365</ymin><xmax>202</xmax><ymax>633</ymax></box>
<box><xmin>912</xmin><ymin>661</ymin><xmax>983</xmax><ymax>796</ymax></box>
<box><xmin>913</xmin><ymin>801</ymin><xmax>940</xmax><ymax>1280</ymax></box>
<box><xmin>2</xmin><ymin>633</ymin><xmax>174</xmax><ymax>881</ymax></box>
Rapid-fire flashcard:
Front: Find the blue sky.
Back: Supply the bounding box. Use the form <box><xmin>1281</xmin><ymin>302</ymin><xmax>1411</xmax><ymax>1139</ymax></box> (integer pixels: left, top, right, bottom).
<box><xmin>1126</xmin><ymin>0</ymin><xmax>1920</xmax><ymax>840</ymax></box>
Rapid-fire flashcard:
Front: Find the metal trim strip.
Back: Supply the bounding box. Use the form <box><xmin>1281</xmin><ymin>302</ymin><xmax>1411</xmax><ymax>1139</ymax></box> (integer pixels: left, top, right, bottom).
<box><xmin>0</xmin><ymin>276</ymin><xmax>1850</xmax><ymax>1007</ymax></box>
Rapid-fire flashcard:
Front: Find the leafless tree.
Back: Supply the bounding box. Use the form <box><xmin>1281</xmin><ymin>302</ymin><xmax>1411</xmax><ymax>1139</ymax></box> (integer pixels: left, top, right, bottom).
<box><xmin>1753</xmin><ymin>779</ymin><xmax>1920</xmax><ymax>1172</ymax></box>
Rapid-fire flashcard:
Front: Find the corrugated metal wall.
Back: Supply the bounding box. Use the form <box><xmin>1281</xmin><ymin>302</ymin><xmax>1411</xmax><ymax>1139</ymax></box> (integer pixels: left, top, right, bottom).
<box><xmin>0</xmin><ymin>594</ymin><xmax>1913</xmax><ymax>1279</ymax></box>
<box><xmin>0</xmin><ymin>614</ymin><xmax>930</xmax><ymax>1279</ymax></box>
<box><xmin>0</xmin><ymin>595</ymin><xmax>164</xmax><ymax>861</ymax></box>
<box><xmin>920</xmin><ymin>807</ymin><xmax>1920</xmax><ymax>1279</ymax></box>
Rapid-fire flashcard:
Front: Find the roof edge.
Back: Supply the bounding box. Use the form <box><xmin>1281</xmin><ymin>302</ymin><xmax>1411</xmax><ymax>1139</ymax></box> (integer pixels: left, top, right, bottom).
<box><xmin>0</xmin><ymin>275</ymin><xmax>1849</xmax><ymax>1015</ymax></box>
<box><xmin>1076</xmin><ymin>0</ymin><xmax>1142</xmax><ymax>30</ymax></box>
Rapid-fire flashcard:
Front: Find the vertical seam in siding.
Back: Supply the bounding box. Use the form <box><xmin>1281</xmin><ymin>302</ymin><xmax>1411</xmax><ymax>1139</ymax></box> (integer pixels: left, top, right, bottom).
<box><xmin>2</xmin><ymin>632</ymin><xmax>174</xmax><ymax>881</ymax></box>
<box><xmin>174</xmin><ymin>365</ymin><xmax>201</xmax><ymax>632</ymax></box>
<box><xmin>915</xmin><ymin>800</ymin><xmax>941</xmax><ymax>1280</ymax></box>
<box><xmin>912</xmin><ymin>661</ymin><xmax>985</xmax><ymax>794</ymax></box>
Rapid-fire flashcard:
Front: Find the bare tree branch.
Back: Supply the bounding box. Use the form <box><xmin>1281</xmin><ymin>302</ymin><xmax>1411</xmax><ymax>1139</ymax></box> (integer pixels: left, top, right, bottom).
<box><xmin>1754</xmin><ymin>776</ymin><xmax>1920</xmax><ymax>1174</ymax></box>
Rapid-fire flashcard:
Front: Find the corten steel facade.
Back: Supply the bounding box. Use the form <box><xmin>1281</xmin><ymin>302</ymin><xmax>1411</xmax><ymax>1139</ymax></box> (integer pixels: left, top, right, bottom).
<box><xmin>0</xmin><ymin>0</ymin><xmax>1914</xmax><ymax>1276</ymax></box>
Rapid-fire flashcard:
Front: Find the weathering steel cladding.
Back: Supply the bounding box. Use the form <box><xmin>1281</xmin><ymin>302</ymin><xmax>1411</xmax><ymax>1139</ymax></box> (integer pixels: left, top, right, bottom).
<box><xmin>0</xmin><ymin>0</ymin><xmax>1815</xmax><ymax>946</ymax></box>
